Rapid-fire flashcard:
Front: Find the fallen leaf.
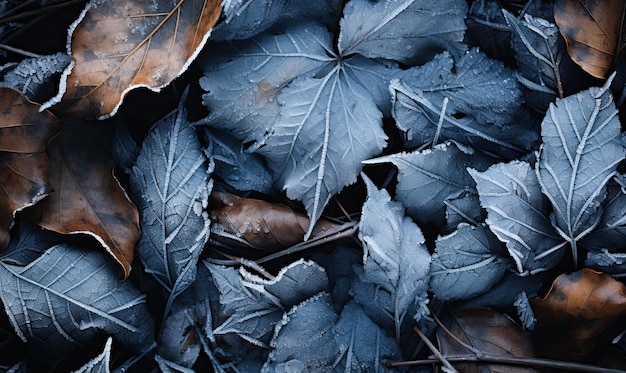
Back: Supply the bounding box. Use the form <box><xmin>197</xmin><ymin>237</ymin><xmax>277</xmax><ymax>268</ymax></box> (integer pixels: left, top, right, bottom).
<box><xmin>24</xmin><ymin>126</ymin><xmax>140</xmax><ymax>278</ymax></box>
<box><xmin>437</xmin><ymin>308</ymin><xmax>537</xmax><ymax>373</ymax></box>
<box><xmin>209</xmin><ymin>191</ymin><xmax>339</xmax><ymax>253</ymax></box>
<box><xmin>0</xmin><ymin>88</ymin><xmax>59</xmax><ymax>250</ymax></box>
<box><xmin>554</xmin><ymin>0</ymin><xmax>626</xmax><ymax>79</ymax></box>
<box><xmin>44</xmin><ymin>0</ymin><xmax>222</xmax><ymax>118</ymax></box>
<box><xmin>531</xmin><ymin>268</ymin><xmax>626</xmax><ymax>356</ymax></box>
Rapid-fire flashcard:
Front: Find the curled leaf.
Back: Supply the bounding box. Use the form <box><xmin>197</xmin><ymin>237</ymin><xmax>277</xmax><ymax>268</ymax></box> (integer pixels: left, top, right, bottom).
<box><xmin>554</xmin><ymin>0</ymin><xmax>626</xmax><ymax>79</ymax></box>
<box><xmin>45</xmin><ymin>0</ymin><xmax>222</xmax><ymax>118</ymax></box>
<box><xmin>0</xmin><ymin>88</ymin><xmax>59</xmax><ymax>250</ymax></box>
<box><xmin>209</xmin><ymin>191</ymin><xmax>339</xmax><ymax>253</ymax></box>
<box><xmin>531</xmin><ymin>268</ymin><xmax>626</xmax><ymax>355</ymax></box>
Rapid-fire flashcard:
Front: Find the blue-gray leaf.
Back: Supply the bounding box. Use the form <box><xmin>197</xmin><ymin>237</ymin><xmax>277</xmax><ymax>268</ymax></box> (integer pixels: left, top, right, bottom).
<box><xmin>333</xmin><ymin>301</ymin><xmax>402</xmax><ymax>372</ymax></box>
<box><xmin>0</xmin><ymin>244</ymin><xmax>153</xmax><ymax>357</ymax></box>
<box><xmin>204</xmin><ymin>128</ymin><xmax>272</xmax><ymax>193</ymax></box>
<box><xmin>1</xmin><ymin>221</ymin><xmax>61</xmax><ymax>266</ymax></box>
<box><xmin>470</xmin><ymin>161</ymin><xmax>566</xmax><ymax>275</ymax></box>
<box><xmin>263</xmin><ymin>69</ymin><xmax>387</xmax><ymax>238</ymax></box>
<box><xmin>0</xmin><ymin>52</ymin><xmax>71</xmax><ymax>102</ymax></box>
<box><xmin>130</xmin><ymin>100</ymin><xmax>212</xmax><ymax>305</ymax></box>
<box><xmin>391</xmin><ymin>49</ymin><xmax>534</xmax><ymax>156</ymax></box>
<box><xmin>431</xmin><ymin>224</ymin><xmax>509</xmax><ymax>301</ymax></box>
<box><xmin>580</xmin><ymin>176</ymin><xmax>626</xmax><ymax>252</ymax></box>
<box><xmin>536</xmin><ymin>80</ymin><xmax>625</xmax><ymax>263</ymax></box>
<box><xmin>71</xmin><ymin>337</ymin><xmax>112</xmax><ymax>373</ymax></box>
<box><xmin>503</xmin><ymin>11</ymin><xmax>561</xmax><ymax>112</ymax></box>
<box><xmin>263</xmin><ymin>293</ymin><xmax>339</xmax><ymax>373</ymax></box>
<box><xmin>207</xmin><ymin>259</ymin><xmax>328</xmax><ymax>347</ymax></box>
<box><xmin>353</xmin><ymin>175</ymin><xmax>430</xmax><ymax>339</ymax></box>
<box><xmin>365</xmin><ymin>141</ymin><xmax>493</xmax><ymax>226</ymax></box>
<box><xmin>199</xmin><ymin>22</ymin><xmax>334</xmax><ymax>143</ymax></box>
<box><xmin>338</xmin><ymin>0</ymin><xmax>467</xmax><ymax>64</ymax></box>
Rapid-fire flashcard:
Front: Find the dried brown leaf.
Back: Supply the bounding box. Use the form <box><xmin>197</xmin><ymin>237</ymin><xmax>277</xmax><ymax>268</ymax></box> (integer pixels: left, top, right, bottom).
<box><xmin>531</xmin><ymin>268</ymin><xmax>626</xmax><ymax>355</ymax></box>
<box><xmin>209</xmin><ymin>191</ymin><xmax>339</xmax><ymax>254</ymax></box>
<box><xmin>554</xmin><ymin>0</ymin><xmax>626</xmax><ymax>79</ymax></box>
<box><xmin>24</xmin><ymin>127</ymin><xmax>139</xmax><ymax>278</ymax></box>
<box><xmin>0</xmin><ymin>88</ymin><xmax>59</xmax><ymax>249</ymax></box>
<box><xmin>437</xmin><ymin>308</ymin><xmax>537</xmax><ymax>373</ymax></box>
<box><xmin>46</xmin><ymin>0</ymin><xmax>222</xmax><ymax>118</ymax></box>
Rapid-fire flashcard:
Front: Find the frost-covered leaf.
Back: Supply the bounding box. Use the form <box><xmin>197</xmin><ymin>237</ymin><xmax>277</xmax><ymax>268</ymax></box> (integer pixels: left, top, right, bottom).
<box><xmin>130</xmin><ymin>99</ymin><xmax>212</xmax><ymax>306</ymax></box>
<box><xmin>338</xmin><ymin>0</ymin><xmax>467</xmax><ymax>64</ymax></box>
<box><xmin>71</xmin><ymin>337</ymin><xmax>112</xmax><ymax>373</ymax></box>
<box><xmin>431</xmin><ymin>224</ymin><xmax>509</xmax><ymax>301</ymax></box>
<box><xmin>444</xmin><ymin>190</ymin><xmax>486</xmax><ymax>232</ymax></box>
<box><xmin>155</xmin><ymin>355</ymin><xmax>196</xmax><ymax>373</ymax></box>
<box><xmin>199</xmin><ymin>22</ymin><xmax>333</xmax><ymax>141</ymax></box>
<box><xmin>585</xmin><ymin>249</ymin><xmax>626</xmax><ymax>275</ymax></box>
<box><xmin>581</xmin><ymin>176</ymin><xmax>626</xmax><ymax>251</ymax></box>
<box><xmin>537</xmin><ymin>80</ymin><xmax>625</xmax><ymax>263</ymax></box>
<box><xmin>333</xmin><ymin>301</ymin><xmax>402</xmax><ymax>371</ymax></box>
<box><xmin>263</xmin><ymin>293</ymin><xmax>339</xmax><ymax>372</ymax></box>
<box><xmin>262</xmin><ymin>69</ymin><xmax>386</xmax><ymax>237</ymax></box>
<box><xmin>504</xmin><ymin>11</ymin><xmax>562</xmax><ymax>111</ymax></box>
<box><xmin>0</xmin><ymin>53</ymin><xmax>71</xmax><ymax>103</ymax></box>
<box><xmin>514</xmin><ymin>291</ymin><xmax>537</xmax><ymax>330</ymax></box>
<box><xmin>211</xmin><ymin>0</ymin><xmax>288</xmax><ymax>41</ymax></box>
<box><xmin>157</xmin><ymin>287</ymin><xmax>211</xmax><ymax>368</ymax></box>
<box><xmin>365</xmin><ymin>141</ymin><xmax>493</xmax><ymax>226</ymax></box>
<box><xmin>45</xmin><ymin>0</ymin><xmax>222</xmax><ymax>118</ymax></box>
<box><xmin>212</xmin><ymin>0</ymin><xmax>341</xmax><ymax>41</ymax></box>
<box><xmin>0</xmin><ymin>244</ymin><xmax>154</xmax><ymax>358</ymax></box>
<box><xmin>204</xmin><ymin>128</ymin><xmax>272</xmax><ymax>193</ymax></box>
<box><xmin>207</xmin><ymin>259</ymin><xmax>328</xmax><ymax>347</ymax></box>
<box><xmin>1</xmin><ymin>221</ymin><xmax>61</xmax><ymax>266</ymax></box>
<box><xmin>264</xmin><ymin>294</ymin><xmax>400</xmax><ymax>372</ymax></box>
<box><xmin>470</xmin><ymin>161</ymin><xmax>566</xmax><ymax>275</ymax></box>
<box><xmin>352</xmin><ymin>175</ymin><xmax>430</xmax><ymax>340</ymax></box>
<box><xmin>391</xmin><ymin>49</ymin><xmax>535</xmax><ymax>157</ymax></box>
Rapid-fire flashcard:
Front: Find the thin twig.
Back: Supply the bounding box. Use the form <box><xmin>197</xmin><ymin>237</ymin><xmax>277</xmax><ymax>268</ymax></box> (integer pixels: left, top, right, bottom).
<box><xmin>0</xmin><ymin>43</ymin><xmax>42</xmax><ymax>58</ymax></box>
<box><xmin>387</xmin><ymin>354</ymin><xmax>626</xmax><ymax>373</ymax></box>
<box><xmin>0</xmin><ymin>0</ymin><xmax>85</xmax><ymax>24</ymax></box>
<box><xmin>412</xmin><ymin>326</ymin><xmax>458</xmax><ymax>373</ymax></box>
<box><xmin>255</xmin><ymin>222</ymin><xmax>358</xmax><ymax>264</ymax></box>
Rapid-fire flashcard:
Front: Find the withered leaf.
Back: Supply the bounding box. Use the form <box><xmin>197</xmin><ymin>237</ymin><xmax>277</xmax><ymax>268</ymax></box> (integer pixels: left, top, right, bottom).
<box><xmin>554</xmin><ymin>0</ymin><xmax>626</xmax><ymax>79</ymax></box>
<box><xmin>24</xmin><ymin>127</ymin><xmax>139</xmax><ymax>278</ymax></box>
<box><xmin>209</xmin><ymin>191</ymin><xmax>338</xmax><ymax>253</ymax></box>
<box><xmin>0</xmin><ymin>88</ymin><xmax>59</xmax><ymax>250</ymax></box>
<box><xmin>531</xmin><ymin>268</ymin><xmax>626</xmax><ymax>356</ymax></box>
<box><xmin>44</xmin><ymin>0</ymin><xmax>222</xmax><ymax>119</ymax></box>
<box><xmin>437</xmin><ymin>308</ymin><xmax>537</xmax><ymax>373</ymax></box>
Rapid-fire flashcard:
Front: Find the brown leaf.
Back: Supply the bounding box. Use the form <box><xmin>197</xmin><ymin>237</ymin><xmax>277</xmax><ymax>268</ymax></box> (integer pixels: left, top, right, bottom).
<box><xmin>437</xmin><ymin>308</ymin><xmax>537</xmax><ymax>373</ymax></box>
<box><xmin>209</xmin><ymin>191</ymin><xmax>340</xmax><ymax>253</ymax></box>
<box><xmin>531</xmin><ymin>268</ymin><xmax>626</xmax><ymax>356</ymax></box>
<box><xmin>45</xmin><ymin>0</ymin><xmax>222</xmax><ymax>119</ymax></box>
<box><xmin>24</xmin><ymin>127</ymin><xmax>140</xmax><ymax>278</ymax></box>
<box><xmin>554</xmin><ymin>0</ymin><xmax>626</xmax><ymax>79</ymax></box>
<box><xmin>0</xmin><ymin>88</ymin><xmax>60</xmax><ymax>249</ymax></box>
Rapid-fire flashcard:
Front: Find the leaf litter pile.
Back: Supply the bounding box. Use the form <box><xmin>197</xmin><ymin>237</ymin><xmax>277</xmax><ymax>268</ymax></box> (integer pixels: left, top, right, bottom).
<box><xmin>4</xmin><ymin>0</ymin><xmax>626</xmax><ymax>371</ymax></box>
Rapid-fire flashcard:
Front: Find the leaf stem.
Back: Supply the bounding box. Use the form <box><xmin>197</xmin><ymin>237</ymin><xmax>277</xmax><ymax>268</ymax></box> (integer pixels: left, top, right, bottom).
<box><xmin>387</xmin><ymin>354</ymin><xmax>626</xmax><ymax>372</ymax></box>
<box><xmin>412</xmin><ymin>326</ymin><xmax>458</xmax><ymax>373</ymax></box>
